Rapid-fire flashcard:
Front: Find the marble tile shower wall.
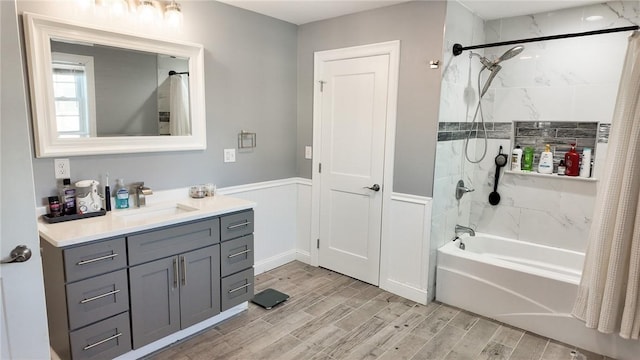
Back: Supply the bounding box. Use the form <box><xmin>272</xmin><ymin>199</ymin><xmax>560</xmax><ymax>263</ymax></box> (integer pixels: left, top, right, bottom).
<box><xmin>463</xmin><ymin>1</ymin><xmax>640</xmax><ymax>251</ymax></box>
<box><xmin>429</xmin><ymin>1</ymin><xmax>484</xmax><ymax>298</ymax></box>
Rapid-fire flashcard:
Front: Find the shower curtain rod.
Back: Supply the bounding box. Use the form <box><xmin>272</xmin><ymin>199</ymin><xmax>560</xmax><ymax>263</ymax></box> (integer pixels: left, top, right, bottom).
<box><xmin>452</xmin><ymin>25</ymin><xmax>639</xmax><ymax>56</ymax></box>
<box><xmin>168</xmin><ymin>70</ymin><xmax>189</xmax><ymax>76</ymax></box>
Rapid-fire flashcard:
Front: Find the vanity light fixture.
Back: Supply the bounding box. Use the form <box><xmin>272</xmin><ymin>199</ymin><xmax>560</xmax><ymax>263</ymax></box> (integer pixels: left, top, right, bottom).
<box><xmin>164</xmin><ymin>0</ymin><xmax>183</xmax><ymax>28</ymax></box>
<box><xmin>77</xmin><ymin>0</ymin><xmax>184</xmax><ymax>27</ymax></box>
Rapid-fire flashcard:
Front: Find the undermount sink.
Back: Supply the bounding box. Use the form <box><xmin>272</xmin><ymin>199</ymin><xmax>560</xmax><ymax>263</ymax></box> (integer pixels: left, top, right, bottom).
<box><xmin>113</xmin><ymin>203</ymin><xmax>198</xmax><ymax>221</ymax></box>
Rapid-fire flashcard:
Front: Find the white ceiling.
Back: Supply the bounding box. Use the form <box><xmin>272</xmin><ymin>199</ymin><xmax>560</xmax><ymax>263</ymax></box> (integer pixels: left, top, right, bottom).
<box><xmin>217</xmin><ymin>0</ymin><xmax>605</xmax><ymax>25</ymax></box>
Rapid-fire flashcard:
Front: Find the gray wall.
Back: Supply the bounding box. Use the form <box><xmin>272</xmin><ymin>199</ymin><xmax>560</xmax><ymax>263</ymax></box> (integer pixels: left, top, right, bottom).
<box><xmin>51</xmin><ymin>41</ymin><xmax>159</xmax><ymax>136</ymax></box>
<box><xmin>296</xmin><ymin>1</ymin><xmax>446</xmax><ymax>197</ymax></box>
<box><xmin>18</xmin><ymin>1</ymin><xmax>298</xmax><ymax>204</ymax></box>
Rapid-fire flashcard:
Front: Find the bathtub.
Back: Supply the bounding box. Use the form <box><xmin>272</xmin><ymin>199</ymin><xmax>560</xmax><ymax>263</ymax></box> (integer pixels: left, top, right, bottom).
<box><xmin>436</xmin><ymin>233</ymin><xmax>640</xmax><ymax>360</ymax></box>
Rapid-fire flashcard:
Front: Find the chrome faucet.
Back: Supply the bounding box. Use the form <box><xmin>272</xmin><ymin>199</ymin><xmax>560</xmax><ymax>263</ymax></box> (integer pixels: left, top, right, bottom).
<box><xmin>132</xmin><ymin>182</ymin><xmax>153</xmax><ymax>207</ymax></box>
<box><xmin>455</xmin><ymin>224</ymin><xmax>475</xmax><ymax>236</ymax></box>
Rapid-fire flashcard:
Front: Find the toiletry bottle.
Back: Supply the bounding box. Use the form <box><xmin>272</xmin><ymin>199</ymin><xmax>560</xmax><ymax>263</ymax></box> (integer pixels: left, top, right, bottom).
<box><xmin>538</xmin><ymin>144</ymin><xmax>554</xmax><ymax>174</ymax></box>
<box><xmin>511</xmin><ymin>145</ymin><xmax>523</xmax><ymax>172</ymax></box>
<box><xmin>60</xmin><ymin>178</ymin><xmax>76</xmax><ymax>215</ymax></box>
<box><xmin>564</xmin><ymin>143</ymin><xmax>580</xmax><ymax>176</ymax></box>
<box><xmin>115</xmin><ymin>178</ymin><xmax>129</xmax><ymax>209</ymax></box>
<box><xmin>580</xmin><ymin>148</ymin><xmax>592</xmax><ymax>178</ymax></box>
<box><xmin>104</xmin><ymin>173</ymin><xmax>112</xmax><ymax>212</ymax></box>
<box><xmin>558</xmin><ymin>160</ymin><xmax>566</xmax><ymax>175</ymax></box>
<box><xmin>48</xmin><ymin>196</ymin><xmax>62</xmax><ymax>217</ymax></box>
<box><xmin>522</xmin><ymin>147</ymin><xmax>534</xmax><ymax>171</ymax></box>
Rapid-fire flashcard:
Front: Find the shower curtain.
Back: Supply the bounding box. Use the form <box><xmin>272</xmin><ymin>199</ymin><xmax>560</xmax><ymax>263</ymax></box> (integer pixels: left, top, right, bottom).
<box><xmin>169</xmin><ymin>74</ymin><xmax>190</xmax><ymax>136</ymax></box>
<box><xmin>572</xmin><ymin>31</ymin><xmax>640</xmax><ymax>340</ymax></box>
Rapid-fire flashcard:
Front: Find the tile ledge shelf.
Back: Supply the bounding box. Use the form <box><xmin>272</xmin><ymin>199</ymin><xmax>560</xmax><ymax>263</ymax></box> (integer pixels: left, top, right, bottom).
<box><xmin>505</xmin><ymin>170</ymin><xmax>598</xmax><ymax>182</ymax></box>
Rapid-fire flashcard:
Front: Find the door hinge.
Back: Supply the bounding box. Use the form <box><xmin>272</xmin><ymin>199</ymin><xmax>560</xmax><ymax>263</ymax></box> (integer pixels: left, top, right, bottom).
<box><xmin>319</xmin><ymin>80</ymin><xmax>326</xmax><ymax>92</ymax></box>
<box><xmin>317</xmin><ymin>239</ymin><xmax>320</xmax><ymax>249</ymax></box>
<box><xmin>318</xmin><ymin>163</ymin><xmax>322</xmax><ymax>173</ymax></box>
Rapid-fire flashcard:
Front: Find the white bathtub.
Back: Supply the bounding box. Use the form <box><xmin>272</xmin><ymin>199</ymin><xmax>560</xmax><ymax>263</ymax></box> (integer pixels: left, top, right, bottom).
<box><xmin>436</xmin><ymin>233</ymin><xmax>640</xmax><ymax>360</ymax></box>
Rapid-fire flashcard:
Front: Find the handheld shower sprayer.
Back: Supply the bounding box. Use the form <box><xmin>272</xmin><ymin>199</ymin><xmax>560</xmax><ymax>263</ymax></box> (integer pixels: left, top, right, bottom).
<box><xmin>464</xmin><ymin>45</ymin><xmax>525</xmax><ymax>164</ymax></box>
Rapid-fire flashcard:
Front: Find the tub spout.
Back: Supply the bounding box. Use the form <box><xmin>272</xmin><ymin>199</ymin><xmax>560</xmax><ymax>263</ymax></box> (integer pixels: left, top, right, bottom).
<box><xmin>455</xmin><ymin>224</ymin><xmax>475</xmax><ymax>236</ymax></box>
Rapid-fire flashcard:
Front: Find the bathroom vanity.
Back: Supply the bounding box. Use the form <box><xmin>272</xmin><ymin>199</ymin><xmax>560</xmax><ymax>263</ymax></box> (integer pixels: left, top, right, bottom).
<box><xmin>38</xmin><ymin>195</ymin><xmax>255</xmax><ymax>360</ymax></box>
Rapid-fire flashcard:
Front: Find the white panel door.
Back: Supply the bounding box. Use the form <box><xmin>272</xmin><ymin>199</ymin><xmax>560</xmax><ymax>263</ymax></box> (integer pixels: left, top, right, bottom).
<box><xmin>317</xmin><ymin>53</ymin><xmax>391</xmax><ymax>285</ymax></box>
<box><xmin>1</xmin><ymin>1</ymin><xmax>51</xmax><ymax>358</ymax></box>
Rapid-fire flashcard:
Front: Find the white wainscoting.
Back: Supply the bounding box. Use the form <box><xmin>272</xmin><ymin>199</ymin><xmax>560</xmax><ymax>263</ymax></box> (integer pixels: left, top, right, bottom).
<box><xmin>218</xmin><ymin>179</ymin><xmax>432</xmax><ymax>305</ymax></box>
<box><xmin>380</xmin><ymin>193</ymin><xmax>433</xmax><ymax>305</ymax></box>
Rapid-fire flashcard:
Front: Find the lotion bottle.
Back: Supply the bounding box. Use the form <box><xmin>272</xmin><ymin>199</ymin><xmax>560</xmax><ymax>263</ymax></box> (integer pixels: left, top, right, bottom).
<box><xmin>511</xmin><ymin>145</ymin><xmax>523</xmax><ymax>172</ymax></box>
<box><xmin>538</xmin><ymin>144</ymin><xmax>553</xmax><ymax>174</ymax></box>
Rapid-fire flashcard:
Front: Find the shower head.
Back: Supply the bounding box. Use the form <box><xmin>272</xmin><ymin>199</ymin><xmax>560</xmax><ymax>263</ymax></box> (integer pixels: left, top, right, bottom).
<box><xmin>496</xmin><ymin>45</ymin><xmax>524</xmax><ymax>63</ymax></box>
<box><xmin>480</xmin><ymin>64</ymin><xmax>501</xmax><ymax>97</ymax></box>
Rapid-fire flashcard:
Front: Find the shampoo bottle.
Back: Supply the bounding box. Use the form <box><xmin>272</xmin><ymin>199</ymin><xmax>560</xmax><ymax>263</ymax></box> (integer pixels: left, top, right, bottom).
<box><xmin>538</xmin><ymin>144</ymin><xmax>553</xmax><ymax>174</ymax></box>
<box><xmin>522</xmin><ymin>147</ymin><xmax>534</xmax><ymax>171</ymax></box>
<box><xmin>580</xmin><ymin>148</ymin><xmax>592</xmax><ymax>178</ymax></box>
<box><xmin>511</xmin><ymin>145</ymin><xmax>523</xmax><ymax>172</ymax></box>
<box><xmin>564</xmin><ymin>144</ymin><xmax>580</xmax><ymax>176</ymax></box>
<box><xmin>115</xmin><ymin>178</ymin><xmax>129</xmax><ymax>209</ymax></box>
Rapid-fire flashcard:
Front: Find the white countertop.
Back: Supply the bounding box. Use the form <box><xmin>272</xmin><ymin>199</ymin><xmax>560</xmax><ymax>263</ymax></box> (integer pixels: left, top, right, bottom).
<box><xmin>38</xmin><ymin>194</ymin><xmax>255</xmax><ymax>247</ymax></box>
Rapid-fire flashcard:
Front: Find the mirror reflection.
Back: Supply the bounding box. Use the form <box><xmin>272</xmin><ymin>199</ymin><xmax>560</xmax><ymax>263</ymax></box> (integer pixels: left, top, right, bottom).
<box><xmin>50</xmin><ymin>39</ymin><xmax>190</xmax><ymax>138</ymax></box>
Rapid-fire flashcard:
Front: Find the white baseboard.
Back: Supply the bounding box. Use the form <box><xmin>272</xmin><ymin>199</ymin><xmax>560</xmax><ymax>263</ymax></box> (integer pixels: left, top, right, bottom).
<box><xmin>380</xmin><ymin>278</ymin><xmax>429</xmax><ymax>305</ymax></box>
<box><xmin>295</xmin><ymin>250</ymin><xmax>311</xmax><ymax>264</ymax></box>
<box><xmin>254</xmin><ymin>249</ymin><xmax>297</xmax><ymax>275</ymax></box>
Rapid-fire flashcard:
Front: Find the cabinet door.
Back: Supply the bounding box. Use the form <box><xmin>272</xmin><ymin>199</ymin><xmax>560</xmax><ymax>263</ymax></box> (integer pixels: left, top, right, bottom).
<box><xmin>129</xmin><ymin>256</ymin><xmax>180</xmax><ymax>349</ymax></box>
<box><xmin>179</xmin><ymin>245</ymin><xmax>221</xmax><ymax>328</ymax></box>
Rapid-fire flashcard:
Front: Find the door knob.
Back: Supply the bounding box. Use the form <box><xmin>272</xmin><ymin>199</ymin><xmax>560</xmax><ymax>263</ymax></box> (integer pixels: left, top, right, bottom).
<box><xmin>1</xmin><ymin>245</ymin><xmax>32</xmax><ymax>264</ymax></box>
<box><xmin>363</xmin><ymin>184</ymin><xmax>381</xmax><ymax>192</ymax></box>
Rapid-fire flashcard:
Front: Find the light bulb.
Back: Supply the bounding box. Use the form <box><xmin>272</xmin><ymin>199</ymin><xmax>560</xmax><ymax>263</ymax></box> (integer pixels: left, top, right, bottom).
<box><xmin>138</xmin><ymin>0</ymin><xmax>161</xmax><ymax>25</ymax></box>
<box><xmin>110</xmin><ymin>0</ymin><xmax>129</xmax><ymax>18</ymax></box>
<box><xmin>165</xmin><ymin>2</ymin><xmax>183</xmax><ymax>28</ymax></box>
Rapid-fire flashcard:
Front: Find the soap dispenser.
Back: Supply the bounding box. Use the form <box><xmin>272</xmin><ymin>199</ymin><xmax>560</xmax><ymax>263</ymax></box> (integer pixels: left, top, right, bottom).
<box><xmin>115</xmin><ymin>178</ymin><xmax>129</xmax><ymax>209</ymax></box>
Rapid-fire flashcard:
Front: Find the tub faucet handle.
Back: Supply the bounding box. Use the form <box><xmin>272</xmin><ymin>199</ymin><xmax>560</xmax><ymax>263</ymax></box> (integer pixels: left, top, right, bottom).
<box><xmin>455</xmin><ymin>180</ymin><xmax>474</xmax><ymax>200</ymax></box>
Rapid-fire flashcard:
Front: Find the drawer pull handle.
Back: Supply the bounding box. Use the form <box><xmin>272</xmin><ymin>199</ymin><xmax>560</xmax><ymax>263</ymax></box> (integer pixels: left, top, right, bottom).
<box><xmin>83</xmin><ymin>332</ymin><xmax>123</xmax><ymax>351</ymax></box>
<box><xmin>228</xmin><ymin>249</ymin><xmax>252</xmax><ymax>258</ymax></box>
<box><xmin>80</xmin><ymin>289</ymin><xmax>121</xmax><ymax>304</ymax></box>
<box><xmin>228</xmin><ymin>282</ymin><xmax>252</xmax><ymax>294</ymax></box>
<box><xmin>181</xmin><ymin>256</ymin><xmax>187</xmax><ymax>286</ymax></box>
<box><xmin>173</xmin><ymin>258</ymin><xmax>179</xmax><ymax>288</ymax></box>
<box><xmin>227</xmin><ymin>221</ymin><xmax>252</xmax><ymax>230</ymax></box>
<box><xmin>77</xmin><ymin>253</ymin><xmax>118</xmax><ymax>266</ymax></box>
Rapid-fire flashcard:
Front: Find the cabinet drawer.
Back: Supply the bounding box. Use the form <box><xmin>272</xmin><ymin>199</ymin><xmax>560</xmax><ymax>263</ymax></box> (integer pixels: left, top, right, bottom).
<box><xmin>64</xmin><ymin>238</ymin><xmax>127</xmax><ymax>283</ymax></box>
<box><xmin>221</xmin><ymin>267</ymin><xmax>254</xmax><ymax>311</ymax></box>
<box><xmin>220</xmin><ymin>235</ymin><xmax>254</xmax><ymax>277</ymax></box>
<box><xmin>69</xmin><ymin>312</ymin><xmax>131</xmax><ymax>360</ymax></box>
<box><xmin>128</xmin><ymin>218</ymin><xmax>219</xmax><ymax>266</ymax></box>
<box><xmin>220</xmin><ymin>210</ymin><xmax>254</xmax><ymax>242</ymax></box>
<box><xmin>66</xmin><ymin>269</ymin><xmax>129</xmax><ymax>331</ymax></box>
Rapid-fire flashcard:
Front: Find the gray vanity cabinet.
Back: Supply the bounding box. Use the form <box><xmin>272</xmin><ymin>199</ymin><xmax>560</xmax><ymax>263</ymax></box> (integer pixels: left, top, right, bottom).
<box><xmin>128</xmin><ymin>218</ymin><xmax>221</xmax><ymax>349</ymax></box>
<box><xmin>42</xmin><ymin>208</ymin><xmax>254</xmax><ymax>359</ymax></box>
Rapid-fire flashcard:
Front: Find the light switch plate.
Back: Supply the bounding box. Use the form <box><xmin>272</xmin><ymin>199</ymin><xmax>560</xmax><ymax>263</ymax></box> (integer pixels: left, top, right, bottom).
<box><xmin>54</xmin><ymin>158</ymin><xmax>71</xmax><ymax>179</ymax></box>
<box><xmin>305</xmin><ymin>146</ymin><xmax>312</xmax><ymax>160</ymax></box>
<box><xmin>224</xmin><ymin>148</ymin><xmax>236</xmax><ymax>163</ymax></box>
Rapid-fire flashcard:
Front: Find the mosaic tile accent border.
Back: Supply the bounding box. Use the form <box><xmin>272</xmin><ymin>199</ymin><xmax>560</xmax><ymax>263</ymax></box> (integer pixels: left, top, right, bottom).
<box><xmin>437</xmin><ymin>122</ymin><xmax>512</xmax><ymax>141</ymax></box>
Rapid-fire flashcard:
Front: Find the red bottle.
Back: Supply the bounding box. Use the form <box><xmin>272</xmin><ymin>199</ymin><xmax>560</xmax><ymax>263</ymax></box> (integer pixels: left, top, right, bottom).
<box><xmin>564</xmin><ymin>143</ymin><xmax>580</xmax><ymax>176</ymax></box>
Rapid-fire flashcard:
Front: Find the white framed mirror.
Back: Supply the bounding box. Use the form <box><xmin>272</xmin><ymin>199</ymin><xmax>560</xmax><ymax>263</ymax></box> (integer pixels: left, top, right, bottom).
<box><xmin>22</xmin><ymin>12</ymin><xmax>206</xmax><ymax>157</ymax></box>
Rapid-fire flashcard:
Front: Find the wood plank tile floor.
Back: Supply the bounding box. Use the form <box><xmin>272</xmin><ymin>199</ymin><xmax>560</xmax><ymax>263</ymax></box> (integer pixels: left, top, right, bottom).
<box><xmin>147</xmin><ymin>261</ymin><xmax>612</xmax><ymax>360</ymax></box>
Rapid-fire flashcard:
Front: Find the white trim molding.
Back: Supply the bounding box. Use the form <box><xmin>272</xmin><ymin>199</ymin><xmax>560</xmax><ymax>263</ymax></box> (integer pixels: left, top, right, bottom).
<box><xmin>380</xmin><ymin>193</ymin><xmax>433</xmax><ymax>304</ymax></box>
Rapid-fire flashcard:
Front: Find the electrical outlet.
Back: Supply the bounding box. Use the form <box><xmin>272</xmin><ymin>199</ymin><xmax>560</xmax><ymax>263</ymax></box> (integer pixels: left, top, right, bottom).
<box><xmin>54</xmin><ymin>159</ymin><xmax>71</xmax><ymax>179</ymax></box>
<box><xmin>305</xmin><ymin>146</ymin><xmax>312</xmax><ymax>160</ymax></box>
<box><xmin>224</xmin><ymin>148</ymin><xmax>236</xmax><ymax>163</ymax></box>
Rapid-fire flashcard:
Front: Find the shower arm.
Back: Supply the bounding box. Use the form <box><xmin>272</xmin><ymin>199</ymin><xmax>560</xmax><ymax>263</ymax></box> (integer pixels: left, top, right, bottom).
<box><xmin>453</xmin><ymin>25</ymin><xmax>639</xmax><ymax>56</ymax></box>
